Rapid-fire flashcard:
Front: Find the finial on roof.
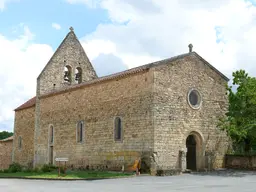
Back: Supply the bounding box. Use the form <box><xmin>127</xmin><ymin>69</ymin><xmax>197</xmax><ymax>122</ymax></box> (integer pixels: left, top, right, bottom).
<box><xmin>69</xmin><ymin>26</ymin><xmax>74</xmax><ymax>31</ymax></box>
<box><xmin>188</xmin><ymin>43</ymin><xmax>193</xmax><ymax>53</ymax></box>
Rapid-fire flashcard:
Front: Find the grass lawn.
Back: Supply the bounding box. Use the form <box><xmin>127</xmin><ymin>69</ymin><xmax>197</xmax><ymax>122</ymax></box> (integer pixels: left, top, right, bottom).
<box><xmin>0</xmin><ymin>170</ymin><xmax>135</xmax><ymax>180</ymax></box>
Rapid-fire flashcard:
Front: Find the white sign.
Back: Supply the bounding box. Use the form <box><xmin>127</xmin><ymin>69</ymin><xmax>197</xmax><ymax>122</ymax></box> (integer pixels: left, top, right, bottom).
<box><xmin>55</xmin><ymin>158</ymin><xmax>69</xmax><ymax>162</ymax></box>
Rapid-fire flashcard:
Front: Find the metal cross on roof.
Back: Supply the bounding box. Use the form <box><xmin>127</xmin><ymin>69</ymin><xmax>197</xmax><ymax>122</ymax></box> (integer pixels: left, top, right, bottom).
<box><xmin>188</xmin><ymin>44</ymin><xmax>193</xmax><ymax>53</ymax></box>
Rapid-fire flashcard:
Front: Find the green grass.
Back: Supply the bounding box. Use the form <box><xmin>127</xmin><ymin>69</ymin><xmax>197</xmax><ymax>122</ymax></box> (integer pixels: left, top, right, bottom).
<box><xmin>0</xmin><ymin>170</ymin><xmax>134</xmax><ymax>180</ymax></box>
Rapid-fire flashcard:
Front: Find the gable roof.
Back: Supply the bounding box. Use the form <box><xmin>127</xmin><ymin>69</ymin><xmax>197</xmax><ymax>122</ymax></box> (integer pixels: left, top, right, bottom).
<box><xmin>14</xmin><ymin>96</ymin><xmax>36</xmax><ymax>111</ymax></box>
<box><xmin>0</xmin><ymin>136</ymin><xmax>13</xmax><ymax>142</ymax></box>
<box><xmin>39</xmin><ymin>51</ymin><xmax>229</xmax><ymax>99</ymax></box>
<box><xmin>193</xmin><ymin>52</ymin><xmax>229</xmax><ymax>81</ymax></box>
<box><xmin>37</xmin><ymin>28</ymin><xmax>97</xmax><ymax>80</ymax></box>
<box><xmin>15</xmin><ymin>51</ymin><xmax>229</xmax><ymax>110</ymax></box>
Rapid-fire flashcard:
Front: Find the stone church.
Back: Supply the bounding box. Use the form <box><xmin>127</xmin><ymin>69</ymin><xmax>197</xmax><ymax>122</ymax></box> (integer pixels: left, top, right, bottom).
<box><xmin>11</xmin><ymin>27</ymin><xmax>230</xmax><ymax>174</ymax></box>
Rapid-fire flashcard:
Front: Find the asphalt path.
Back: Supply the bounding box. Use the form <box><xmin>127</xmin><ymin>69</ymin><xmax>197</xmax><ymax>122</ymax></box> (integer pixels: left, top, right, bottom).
<box><xmin>1</xmin><ymin>170</ymin><xmax>256</xmax><ymax>192</ymax></box>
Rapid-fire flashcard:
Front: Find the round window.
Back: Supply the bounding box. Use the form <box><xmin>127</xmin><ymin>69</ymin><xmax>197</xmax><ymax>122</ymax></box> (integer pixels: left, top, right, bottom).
<box><xmin>188</xmin><ymin>89</ymin><xmax>202</xmax><ymax>109</ymax></box>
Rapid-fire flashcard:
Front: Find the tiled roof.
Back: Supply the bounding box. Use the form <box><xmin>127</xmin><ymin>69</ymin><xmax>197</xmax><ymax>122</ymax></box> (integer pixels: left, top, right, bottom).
<box><xmin>0</xmin><ymin>136</ymin><xmax>13</xmax><ymax>142</ymax></box>
<box><xmin>40</xmin><ymin>51</ymin><xmax>229</xmax><ymax>99</ymax></box>
<box><xmin>14</xmin><ymin>51</ymin><xmax>230</xmax><ymax>110</ymax></box>
<box><xmin>40</xmin><ymin>52</ymin><xmax>194</xmax><ymax>98</ymax></box>
<box><xmin>14</xmin><ymin>96</ymin><xmax>36</xmax><ymax>111</ymax></box>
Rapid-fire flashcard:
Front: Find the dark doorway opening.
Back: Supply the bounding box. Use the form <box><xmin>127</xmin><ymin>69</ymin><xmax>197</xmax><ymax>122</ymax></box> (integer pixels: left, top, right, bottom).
<box><xmin>186</xmin><ymin>135</ymin><xmax>197</xmax><ymax>170</ymax></box>
<box><xmin>49</xmin><ymin>146</ymin><xmax>54</xmax><ymax>165</ymax></box>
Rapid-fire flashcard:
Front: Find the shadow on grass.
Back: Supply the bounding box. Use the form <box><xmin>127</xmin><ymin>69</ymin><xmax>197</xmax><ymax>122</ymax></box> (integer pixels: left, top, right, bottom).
<box><xmin>191</xmin><ymin>169</ymin><xmax>256</xmax><ymax>177</ymax></box>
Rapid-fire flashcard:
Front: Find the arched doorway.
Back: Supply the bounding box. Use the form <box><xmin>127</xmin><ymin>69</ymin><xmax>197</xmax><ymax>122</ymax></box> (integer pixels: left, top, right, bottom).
<box><xmin>186</xmin><ymin>135</ymin><xmax>197</xmax><ymax>170</ymax></box>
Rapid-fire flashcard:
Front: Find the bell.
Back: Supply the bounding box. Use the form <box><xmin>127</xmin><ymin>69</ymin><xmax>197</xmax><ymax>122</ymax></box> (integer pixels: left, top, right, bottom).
<box><xmin>75</xmin><ymin>72</ymin><xmax>81</xmax><ymax>82</ymax></box>
<box><xmin>64</xmin><ymin>71</ymin><xmax>70</xmax><ymax>82</ymax></box>
<box><xmin>64</xmin><ymin>76</ymin><xmax>69</xmax><ymax>82</ymax></box>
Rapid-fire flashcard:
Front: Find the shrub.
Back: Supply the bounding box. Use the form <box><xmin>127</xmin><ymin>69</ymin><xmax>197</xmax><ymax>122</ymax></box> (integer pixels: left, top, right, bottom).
<box><xmin>3</xmin><ymin>169</ymin><xmax>9</xmax><ymax>173</ymax></box>
<box><xmin>60</xmin><ymin>167</ymin><xmax>66</xmax><ymax>174</ymax></box>
<box><xmin>33</xmin><ymin>167</ymin><xmax>40</xmax><ymax>173</ymax></box>
<box><xmin>8</xmin><ymin>162</ymin><xmax>22</xmax><ymax>173</ymax></box>
<box><xmin>156</xmin><ymin>169</ymin><xmax>164</xmax><ymax>176</ymax></box>
<box><xmin>26</xmin><ymin>161</ymin><xmax>34</xmax><ymax>170</ymax></box>
<box><xmin>41</xmin><ymin>164</ymin><xmax>57</xmax><ymax>173</ymax></box>
<box><xmin>156</xmin><ymin>169</ymin><xmax>182</xmax><ymax>176</ymax></box>
<box><xmin>49</xmin><ymin>164</ymin><xmax>57</xmax><ymax>170</ymax></box>
<box><xmin>41</xmin><ymin>164</ymin><xmax>51</xmax><ymax>172</ymax></box>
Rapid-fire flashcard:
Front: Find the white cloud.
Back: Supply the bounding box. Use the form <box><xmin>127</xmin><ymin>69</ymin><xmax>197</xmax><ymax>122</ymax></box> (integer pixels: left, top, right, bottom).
<box><xmin>0</xmin><ymin>25</ymin><xmax>53</xmax><ymax>132</ymax></box>
<box><xmin>52</xmin><ymin>23</ymin><xmax>61</xmax><ymax>30</ymax></box>
<box><xmin>3</xmin><ymin>0</ymin><xmax>256</xmax><ymax>131</ymax></box>
<box><xmin>81</xmin><ymin>39</ymin><xmax>117</xmax><ymax>59</ymax></box>
<box><xmin>0</xmin><ymin>0</ymin><xmax>18</xmax><ymax>11</ymax></box>
<box><xmin>67</xmin><ymin>0</ymin><xmax>256</xmax><ymax>79</ymax></box>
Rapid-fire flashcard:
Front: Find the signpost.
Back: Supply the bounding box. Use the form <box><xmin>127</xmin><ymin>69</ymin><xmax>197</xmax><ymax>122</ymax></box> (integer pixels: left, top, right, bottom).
<box><xmin>55</xmin><ymin>158</ymin><xmax>69</xmax><ymax>177</ymax></box>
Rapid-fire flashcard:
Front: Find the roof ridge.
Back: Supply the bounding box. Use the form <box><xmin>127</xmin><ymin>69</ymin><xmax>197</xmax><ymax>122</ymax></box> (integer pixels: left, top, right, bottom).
<box><xmin>0</xmin><ymin>136</ymin><xmax>13</xmax><ymax>142</ymax></box>
<box><xmin>37</xmin><ymin>31</ymin><xmax>73</xmax><ymax>80</ymax></box>
<box><xmin>39</xmin><ymin>52</ymin><xmax>193</xmax><ymax>98</ymax></box>
<box><xmin>37</xmin><ymin>28</ymin><xmax>97</xmax><ymax>79</ymax></box>
<box><xmin>14</xmin><ymin>51</ymin><xmax>230</xmax><ymax>111</ymax></box>
<box><xmin>14</xmin><ymin>96</ymin><xmax>36</xmax><ymax>111</ymax></box>
<box><xmin>192</xmin><ymin>52</ymin><xmax>229</xmax><ymax>81</ymax></box>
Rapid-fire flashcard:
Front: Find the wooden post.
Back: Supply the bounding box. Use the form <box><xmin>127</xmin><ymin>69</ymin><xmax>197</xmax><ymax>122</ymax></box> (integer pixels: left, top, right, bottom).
<box><xmin>58</xmin><ymin>161</ymin><xmax>60</xmax><ymax>177</ymax></box>
<box><xmin>64</xmin><ymin>161</ymin><xmax>66</xmax><ymax>176</ymax></box>
<box><xmin>55</xmin><ymin>158</ymin><xmax>69</xmax><ymax>177</ymax></box>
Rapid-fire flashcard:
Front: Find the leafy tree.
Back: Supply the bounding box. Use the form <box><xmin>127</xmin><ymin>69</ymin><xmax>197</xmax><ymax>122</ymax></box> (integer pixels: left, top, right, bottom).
<box><xmin>0</xmin><ymin>131</ymin><xmax>13</xmax><ymax>140</ymax></box>
<box><xmin>219</xmin><ymin>70</ymin><xmax>256</xmax><ymax>153</ymax></box>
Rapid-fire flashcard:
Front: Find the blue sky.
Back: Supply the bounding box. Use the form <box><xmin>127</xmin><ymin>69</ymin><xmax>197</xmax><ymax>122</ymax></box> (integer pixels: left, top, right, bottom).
<box><xmin>1</xmin><ymin>0</ymin><xmax>256</xmax><ymax>132</ymax></box>
<box><xmin>0</xmin><ymin>0</ymin><xmax>111</xmax><ymax>49</ymax></box>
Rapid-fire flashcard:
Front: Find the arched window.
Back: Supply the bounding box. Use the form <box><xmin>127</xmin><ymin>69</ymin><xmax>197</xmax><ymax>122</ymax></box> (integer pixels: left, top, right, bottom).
<box><xmin>64</xmin><ymin>65</ymin><xmax>72</xmax><ymax>83</ymax></box>
<box><xmin>75</xmin><ymin>67</ymin><xmax>82</xmax><ymax>84</ymax></box>
<box><xmin>77</xmin><ymin>121</ymin><xmax>84</xmax><ymax>143</ymax></box>
<box><xmin>114</xmin><ymin>117</ymin><xmax>122</xmax><ymax>141</ymax></box>
<box><xmin>49</xmin><ymin>125</ymin><xmax>54</xmax><ymax>144</ymax></box>
<box><xmin>18</xmin><ymin>136</ymin><xmax>22</xmax><ymax>150</ymax></box>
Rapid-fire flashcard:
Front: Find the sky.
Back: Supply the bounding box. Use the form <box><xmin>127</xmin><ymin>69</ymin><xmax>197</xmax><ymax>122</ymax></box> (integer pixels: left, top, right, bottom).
<box><xmin>1</xmin><ymin>0</ymin><xmax>256</xmax><ymax>132</ymax></box>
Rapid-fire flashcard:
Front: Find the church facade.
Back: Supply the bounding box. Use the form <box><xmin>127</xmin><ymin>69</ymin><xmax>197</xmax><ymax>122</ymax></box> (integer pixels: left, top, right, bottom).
<box><xmin>11</xmin><ymin>28</ymin><xmax>230</xmax><ymax>174</ymax></box>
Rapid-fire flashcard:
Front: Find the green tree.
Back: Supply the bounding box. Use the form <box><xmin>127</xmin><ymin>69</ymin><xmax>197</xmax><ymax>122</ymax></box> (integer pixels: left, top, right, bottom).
<box><xmin>0</xmin><ymin>131</ymin><xmax>13</xmax><ymax>140</ymax></box>
<box><xmin>219</xmin><ymin>70</ymin><xmax>256</xmax><ymax>153</ymax></box>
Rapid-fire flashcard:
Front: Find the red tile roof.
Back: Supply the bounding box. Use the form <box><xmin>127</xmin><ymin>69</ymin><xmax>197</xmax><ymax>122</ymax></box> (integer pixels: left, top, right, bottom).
<box><xmin>0</xmin><ymin>136</ymin><xmax>13</xmax><ymax>142</ymax></box>
<box><xmin>14</xmin><ymin>96</ymin><xmax>36</xmax><ymax>111</ymax></box>
<box><xmin>40</xmin><ymin>52</ymin><xmax>194</xmax><ymax>99</ymax></box>
<box><xmin>40</xmin><ymin>52</ymin><xmax>229</xmax><ymax>99</ymax></box>
<box><xmin>14</xmin><ymin>51</ymin><xmax>230</xmax><ymax>111</ymax></box>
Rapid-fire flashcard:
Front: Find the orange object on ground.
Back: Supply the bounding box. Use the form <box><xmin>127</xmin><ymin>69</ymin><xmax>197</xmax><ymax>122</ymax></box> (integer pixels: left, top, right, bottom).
<box><xmin>128</xmin><ymin>158</ymin><xmax>141</xmax><ymax>172</ymax></box>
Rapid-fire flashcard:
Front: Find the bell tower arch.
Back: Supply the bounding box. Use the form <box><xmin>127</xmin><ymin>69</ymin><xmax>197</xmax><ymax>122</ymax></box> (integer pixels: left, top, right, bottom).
<box><xmin>36</xmin><ymin>27</ymin><xmax>98</xmax><ymax>96</ymax></box>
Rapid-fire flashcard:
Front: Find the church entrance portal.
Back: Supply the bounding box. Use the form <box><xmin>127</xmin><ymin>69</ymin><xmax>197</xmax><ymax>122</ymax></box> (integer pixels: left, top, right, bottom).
<box><xmin>186</xmin><ymin>135</ymin><xmax>197</xmax><ymax>170</ymax></box>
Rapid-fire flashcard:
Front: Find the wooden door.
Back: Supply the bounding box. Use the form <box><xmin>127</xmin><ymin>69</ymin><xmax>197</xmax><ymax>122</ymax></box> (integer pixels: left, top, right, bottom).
<box><xmin>186</xmin><ymin>135</ymin><xmax>197</xmax><ymax>170</ymax></box>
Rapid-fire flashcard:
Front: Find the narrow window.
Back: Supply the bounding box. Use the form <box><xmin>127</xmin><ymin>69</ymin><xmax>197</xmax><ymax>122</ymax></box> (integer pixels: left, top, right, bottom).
<box><xmin>18</xmin><ymin>136</ymin><xmax>22</xmax><ymax>150</ymax></box>
<box><xmin>77</xmin><ymin>121</ymin><xmax>84</xmax><ymax>143</ymax></box>
<box><xmin>64</xmin><ymin>65</ymin><xmax>72</xmax><ymax>83</ymax></box>
<box><xmin>49</xmin><ymin>125</ymin><xmax>54</xmax><ymax>144</ymax></box>
<box><xmin>114</xmin><ymin>117</ymin><xmax>122</xmax><ymax>141</ymax></box>
<box><xmin>75</xmin><ymin>67</ymin><xmax>82</xmax><ymax>84</ymax></box>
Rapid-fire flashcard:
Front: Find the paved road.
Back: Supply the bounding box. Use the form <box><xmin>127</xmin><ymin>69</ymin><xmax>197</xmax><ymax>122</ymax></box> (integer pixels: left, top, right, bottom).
<box><xmin>1</xmin><ymin>170</ymin><xmax>256</xmax><ymax>192</ymax></box>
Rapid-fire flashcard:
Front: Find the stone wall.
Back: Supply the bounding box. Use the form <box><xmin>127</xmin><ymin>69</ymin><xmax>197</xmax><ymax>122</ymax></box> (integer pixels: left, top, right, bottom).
<box><xmin>34</xmin><ymin>70</ymin><xmax>154</xmax><ymax>171</ymax></box>
<box><xmin>152</xmin><ymin>53</ymin><xmax>230</xmax><ymax>171</ymax></box>
<box><xmin>0</xmin><ymin>139</ymin><xmax>13</xmax><ymax>170</ymax></box>
<box><xmin>225</xmin><ymin>154</ymin><xmax>256</xmax><ymax>170</ymax></box>
<box><xmin>38</xmin><ymin>30</ymin><xmax>97</xmax><ymax>96</ymax></box>
<box><xmin>13</xmin><ymin>107</ymin><xmax>35</xmax><ymax>167</ymax></box>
